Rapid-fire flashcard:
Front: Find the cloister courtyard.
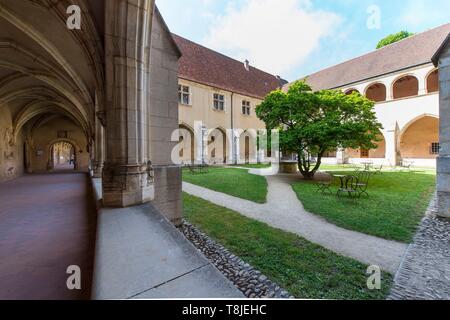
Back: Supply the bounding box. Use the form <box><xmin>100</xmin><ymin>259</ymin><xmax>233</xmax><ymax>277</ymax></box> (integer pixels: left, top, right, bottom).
<box><xmin>0</xmin><ymin>0</ymin><xmax>449</xmax><ymax>303</ymax></box>
<box><xmin>179</xmin><ymin>164</ymin><xmax>449</xmax><ymax>299</ymax></box>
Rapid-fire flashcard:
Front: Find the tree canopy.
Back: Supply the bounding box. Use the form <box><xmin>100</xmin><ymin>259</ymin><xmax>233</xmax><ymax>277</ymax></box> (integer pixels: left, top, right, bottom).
<box><xmin>376</xmin><ymin>31</ymin><xmax>414</xmax><ymax>49</ymax></box>
<box><xmin>256</xmin><ymin>81</ymin><xmax>383</xmax><ymax>179</ymax></box>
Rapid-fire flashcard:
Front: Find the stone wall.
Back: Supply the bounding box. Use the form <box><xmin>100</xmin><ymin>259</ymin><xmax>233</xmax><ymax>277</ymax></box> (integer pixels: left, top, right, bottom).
<box><xmin>28</xmin><ymin>117</ymin><xmax>90</xmax><ymax>173</ymax></box>
<box><xmin>148</xmin><ymin>10</ymin><xmax>182</xmax><ymax>224</ymax></box>
<box><xmin>437</xmin><ymin>43</ymin><xmax>450</xmax><ymax>218</ymax></box>
<box><xmin>0</xmin><ymin>107</ymin><xmax>24</xmax><ymax>182</ymax></box>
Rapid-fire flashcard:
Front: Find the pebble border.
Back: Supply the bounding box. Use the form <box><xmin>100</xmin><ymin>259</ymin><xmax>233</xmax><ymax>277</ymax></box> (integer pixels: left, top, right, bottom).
<box><xmin>179</xmin><ymin>220</ymin><xmax>294</xmax><ymax>299</ymax></box>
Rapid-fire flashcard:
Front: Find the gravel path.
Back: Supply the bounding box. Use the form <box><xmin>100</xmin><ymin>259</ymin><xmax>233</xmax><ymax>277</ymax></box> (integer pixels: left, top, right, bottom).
<box><xmin>389</xmin><ymin>196</ymin><xmax>450</xmax><ymax>300</ymax></box>
<box><xmin>183</xmin><ymin>174</ymin><xmax>408</xmax><ymax>274</ymax></box>
<box><xmin>179</xmin><ymin>221</ymin><xmax>294</xmax><ymax>299</ymax></box>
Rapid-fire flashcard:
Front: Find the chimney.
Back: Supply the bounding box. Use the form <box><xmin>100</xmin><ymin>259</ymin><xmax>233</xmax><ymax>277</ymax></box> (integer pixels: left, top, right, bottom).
<box><xmin>244</xmin><ymin>59</ymin><xmax>250</xmax><ymax>71</ymax></box>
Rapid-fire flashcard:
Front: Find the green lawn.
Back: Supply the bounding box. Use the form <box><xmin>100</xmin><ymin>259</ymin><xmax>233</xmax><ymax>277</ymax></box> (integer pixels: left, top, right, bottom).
<box><xmin>182</xmin><ymin>167</ymin><xmax>268</xmax><ymax>203</ymax></box>
<box><xmin>234</xmin><ymin>163</ymin><xmax>272</xmax><ymax>169</ymax></box>
<box><xmin>184</xmin><ymin>193</ymin><xmax>393</xmax><ymax>300</ymax></box>
<box><xmin>292</xmin><ymin>169</ymin><xmax>436</xmax><ymax>242</ymax></box>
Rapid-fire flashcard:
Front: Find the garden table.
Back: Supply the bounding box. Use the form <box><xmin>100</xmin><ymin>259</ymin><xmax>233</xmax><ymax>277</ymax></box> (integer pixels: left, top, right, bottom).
<box><xmin>360</xmin><ymin>162</ymin><xmax>373</xmax><ymax>171</ymax></box>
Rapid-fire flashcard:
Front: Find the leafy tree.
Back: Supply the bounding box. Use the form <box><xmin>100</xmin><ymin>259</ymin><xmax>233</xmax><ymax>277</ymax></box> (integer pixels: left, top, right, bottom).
<box><xmin>376</xmin><ymin>31</ymin><xmax>414</xmax><ymax>49</ymax></box>
<box><xmin>256</xmin><ymin>81</ymin><xmax>382</xmax><ymax>179</ymax></box>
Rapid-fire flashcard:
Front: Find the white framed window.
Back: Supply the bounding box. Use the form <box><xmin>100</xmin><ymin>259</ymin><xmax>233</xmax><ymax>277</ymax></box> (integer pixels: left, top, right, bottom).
<box><xmin>213</xmin><ymin>93</ymin><xmax>225</xmax><ymax>111</ymax></box>
<box><xmin>242</xmin><ymin>100</ymin><xmax>251</xmax><ymax>115</ymax></box>
<box><xmin>178</xmin><ymin>85</ymin><xmax>191</xmax><ymax>105</ymax></box>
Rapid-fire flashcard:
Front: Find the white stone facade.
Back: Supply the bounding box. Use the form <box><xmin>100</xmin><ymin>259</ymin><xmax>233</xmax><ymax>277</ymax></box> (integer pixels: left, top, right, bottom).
<box><xmin>320</xmin><ymin>64</ymin><xmax>440</xmax><ymax>168</ymax></box>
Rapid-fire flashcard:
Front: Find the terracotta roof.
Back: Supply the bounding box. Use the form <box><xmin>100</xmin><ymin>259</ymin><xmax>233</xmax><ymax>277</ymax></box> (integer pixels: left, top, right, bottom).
<box><xmin>172</xmin><ymin>34</ymin><xmax>287</xmax><ymax>99</ymax></box>
<box><xmin>288</xmin><ymin>23</ymin><xmax>450</xmax><ymax>91</ymax></box>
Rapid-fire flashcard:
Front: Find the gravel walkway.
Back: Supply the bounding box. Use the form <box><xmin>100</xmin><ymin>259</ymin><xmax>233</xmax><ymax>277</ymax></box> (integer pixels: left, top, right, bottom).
<box><xmin>179</xmin><ymin>221</ymin><xmax>294</xmax><ymax>299</ymax></box>
<box><xmin>183</xmin><ymin>174</ymin><xmax>408</xmax><ymax>274</ymax></box>
<box><xmin>389</xmin><ymin>196</ymin><xmax>450</xmax><ymax>300</ymax></box>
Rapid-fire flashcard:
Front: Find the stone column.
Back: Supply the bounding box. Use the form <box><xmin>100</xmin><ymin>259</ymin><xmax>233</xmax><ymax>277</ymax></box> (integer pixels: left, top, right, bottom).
<box><xmin>336</xmin><ymin>148</ymin><xmax>347</xmax><ymax>165</ymax></box>
<box><xmin>102</xmin><ymin>0</ymin><xmax>155</xmax><ymax>207</ymax></box>
<box><xmin>437</xmin><ymin>47</ymin><xmax>450</xmax><ymax>218</ymax></box>
<box><xmin>418</xmin><ymin>76</ymin><xmax>427</xmax><ymax>96</ymax></box>
<box><xmin>194</xmin><ymin>121</ymin><xmax>206</xmax><ymax>164</ymax></box>
<box><xmin>92</xmin><ymin>112</ymin><xmax>105</xmax><ymax>178</ymax></box>
<box><xmin>383</xmin><ymin>127</ymin><xmax>398</xmax><ymax>167</ymax></box>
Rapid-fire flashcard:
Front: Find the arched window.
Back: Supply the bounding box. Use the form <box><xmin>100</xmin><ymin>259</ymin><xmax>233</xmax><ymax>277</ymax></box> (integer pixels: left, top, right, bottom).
<box><xmin>365</xmin><ymin>83</ymin><xmax>387</xmax><ymax>102</ymax></box>
<box><xmin>392</xmin><ymin>75</ymin><xmax>419</xmax><ymax>99</ymax></box>
<box><xmin>426</xmin><ymin>69</ymin><xmax>439</xmax><ymax>93</ymax></box>
<box><xmin>344</xmin><ymin>88</ymin><xmax>360</xmax><ymax>95</ymax></box>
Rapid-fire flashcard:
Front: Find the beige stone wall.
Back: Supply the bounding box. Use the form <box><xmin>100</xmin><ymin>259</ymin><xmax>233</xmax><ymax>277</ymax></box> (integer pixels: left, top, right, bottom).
<box><xmin>28</xmin><ymin>117</ymin><xmax>90</xmax><ymax>172</ymax></box>
<box><xmin>400</xmin><ymin>116</ymin><xmax>439</xmax><ymax>159</ymax></box>
<box><xmin>178</xmin><ymin>79</ymin><xmax>267</xmax><ymax>163</ymax></box>
<box><xmin>345</xmin><ymin>134</ymin><xmax>386</xmax><ymax>159</ymax></box>
<box><xmin>0</xmin><ymin>107</ymin><xmax>25</xmax><ymax>182</ymax></box>
<box><xmin>148</xmin><ymin>11</ymin><xmax>183</xmax><ymax>224</ymax></box>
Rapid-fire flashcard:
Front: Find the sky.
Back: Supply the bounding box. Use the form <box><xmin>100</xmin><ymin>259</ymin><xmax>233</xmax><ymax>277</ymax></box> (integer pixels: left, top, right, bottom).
<box><xmin>157</xmin><ymin>0</ymin><xmax>450</xmax><ymax>81</ymax></box>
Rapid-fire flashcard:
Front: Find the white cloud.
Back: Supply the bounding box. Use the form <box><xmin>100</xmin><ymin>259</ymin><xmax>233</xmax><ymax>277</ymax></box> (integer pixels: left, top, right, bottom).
<box><xmin>203</xmin><ymin>0</ymin><xmax>342</xmax><ymax>77</ymax></box>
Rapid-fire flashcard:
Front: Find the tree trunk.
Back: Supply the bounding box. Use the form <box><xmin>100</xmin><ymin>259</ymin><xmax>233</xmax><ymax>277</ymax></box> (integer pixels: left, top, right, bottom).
<box><xmin>297</xmin><ymin>152</ymin><xmax>323</xmax><ymax>180</ymax></box>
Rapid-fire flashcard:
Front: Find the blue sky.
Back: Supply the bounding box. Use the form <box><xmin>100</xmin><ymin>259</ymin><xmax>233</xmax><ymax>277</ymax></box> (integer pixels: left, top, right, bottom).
<box><xmin>157</xmin><ymin>0</ymin><xmax>450</xmax><ymax>81</ymax></box>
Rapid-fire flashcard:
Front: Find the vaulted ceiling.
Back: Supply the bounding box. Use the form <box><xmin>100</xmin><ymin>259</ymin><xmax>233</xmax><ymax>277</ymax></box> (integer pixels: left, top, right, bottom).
<box><xmin>0</xmin><ymin>0</ymin><xmax>105</xmax><ymax>141</ymax></box>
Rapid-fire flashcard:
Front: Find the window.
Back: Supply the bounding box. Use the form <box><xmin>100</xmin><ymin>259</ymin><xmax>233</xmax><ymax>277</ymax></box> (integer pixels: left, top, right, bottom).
<box><xmin>178</xmin><ymin>85</ymin><xmax>191</xmax><ymax>105</ymax></box>
<box><xmin>360</xmin><ymin>149</ymin><xmax>369</xmax><ymax>158</ymax></box>
<box><xmin>242</xmin><ymin>100</ymin><xmax>251</xmax><ymax>115</ymax></box>
<box><xmin>431</xmin><ymin>142</ymin><xmax>440</xmax><ymax>155</ymax></box>
<box><xmin>213</xmin><ymin>93</ymin><xmax>225</xmax><ymax>111</ymax></box>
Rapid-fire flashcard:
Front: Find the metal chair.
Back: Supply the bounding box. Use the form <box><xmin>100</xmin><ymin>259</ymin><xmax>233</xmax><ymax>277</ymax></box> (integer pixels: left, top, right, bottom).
<box><xmin>356</xmin><ymin>171</ymin><xmax>371</xmax><ymax>197</ymax></box>
<box><xmin>317</xmin><ymin>175</ymin><xmax>333</xmax><ymax>195</ymax></box>
<box><xmin>337</xmin><ymin>175</ymin><xmax>359</xmax><ymax>199</ymax></box>
<box><xmin>373</xmin><ymin>165</ymin><xmax>383</xmax><ymax>174</ymax></box>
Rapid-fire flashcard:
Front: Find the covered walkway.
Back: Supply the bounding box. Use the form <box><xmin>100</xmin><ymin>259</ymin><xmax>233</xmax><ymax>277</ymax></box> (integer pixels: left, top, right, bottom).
<box><xmin>0</xmin><ymin>173</ymin><xmax>97</xmax><ymax>300</ymax></box>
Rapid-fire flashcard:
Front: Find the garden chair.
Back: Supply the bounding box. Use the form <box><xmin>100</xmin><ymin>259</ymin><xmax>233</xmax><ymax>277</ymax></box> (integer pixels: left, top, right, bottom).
<box><xmin>317</xmin><ymin>175</ymin><xmax>333</xmax><ymax>195</ymax></box>
<box><xmin>337</xmin><ymin>175</ymin><xmax>359</xmax><ymax>200</ymax></box>
<box><xmin>356</xmin><ymin>171</ymin><xmax>372</xmax><ymax>197</ymax></box>
<box><xmin>373</xmin><ymin>164</ymin><xmax>383</xmax><ymax>174</ymax></box>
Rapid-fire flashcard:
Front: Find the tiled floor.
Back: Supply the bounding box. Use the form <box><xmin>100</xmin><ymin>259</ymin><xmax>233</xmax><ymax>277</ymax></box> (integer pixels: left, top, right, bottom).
<box><xmin>0</xmin><ymin>173</ymin><xmax>97</xmax><ymax>300</ymax></box>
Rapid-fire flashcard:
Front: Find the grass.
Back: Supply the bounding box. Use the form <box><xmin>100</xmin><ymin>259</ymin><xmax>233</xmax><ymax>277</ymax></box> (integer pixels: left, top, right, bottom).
<box><xmin>182</xmin><ymin>167</ymin><xmax>268</xmax><ymax>203</ymax></box>
<box><xmin>234</xmin><ymin>163</ymin><xmax>272</xmax><ymax>169</ymax></box>
<box><xmin>292</xmin><ymin>168</ymin><xmax>436</xmax><ymax>243</ymax></box>
<box><xmin>184</xmin><ymin>193</ymin><xmax>393</xmax><ymax>300</ymax></box>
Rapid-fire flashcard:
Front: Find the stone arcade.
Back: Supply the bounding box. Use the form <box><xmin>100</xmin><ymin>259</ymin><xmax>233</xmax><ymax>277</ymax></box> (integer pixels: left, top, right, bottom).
<box><xmin>0</xmin><ymin>0</ymin><xmax>243</xmax><ymax>299</ymax></box>
<box><xmin>0</xmin><ymin>0</ymin><xmax>181</xmax><ymax>222</ymax></box>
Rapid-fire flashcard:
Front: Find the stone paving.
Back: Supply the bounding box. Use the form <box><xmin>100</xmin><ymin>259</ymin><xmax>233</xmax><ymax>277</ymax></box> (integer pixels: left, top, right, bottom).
<box><xmin>183</xmin><ymin>174</ymin><xmax>407</xmax><ymax>274</ymax></box>
<box><xmin>389</xmin><ymin>196</ymin><xmax>450</xmax><ymax>300</ymax></box>
<box><xmin>179</xmin><ymin>221</ymin><xmax>294</xmax><ymax>299</ymax></box>
<box><xmin>0</xmin><ymin>173</ymin><xmax>97</xmax><ymax>300</ymax></box>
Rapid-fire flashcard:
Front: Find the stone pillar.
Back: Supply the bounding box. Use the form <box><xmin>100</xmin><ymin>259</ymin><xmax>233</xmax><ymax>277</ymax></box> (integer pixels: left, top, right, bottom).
<box><xmin>436</xmin><ymin>46</ymin><xmax>450</xmax><ymax>218</ymax></box>
<box><xmin>385</xmin><ymin>81</ymin><xmax>394</xmax><ymax>101</ymax></box>
<box><xmin>102</xmin><ymin>0</ymin><xmax>155</xmax><ymax>207</ymax></box>
<box><xmin>92</xmin><ymin>112</ymin><xmax>105</xmax><ymax>178</ymax></box>
<box><xmin>194</xmin><ymin>121</ymin><xmax>206</xmax><ymax>164</ymax></box>
<box><xmin>336</xmin><ymin>148</ymin><xmax>347</xmax><ymax>165</ymax></box>
<box><xmin>383</xmin><ymin>127</ymin><xmax>398</xmax><ymax>167</ymax></box>
<box><xmin>418</xmin><ymin>76</ymin><xmax>427</xmax><ymax>96</ymax></box>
